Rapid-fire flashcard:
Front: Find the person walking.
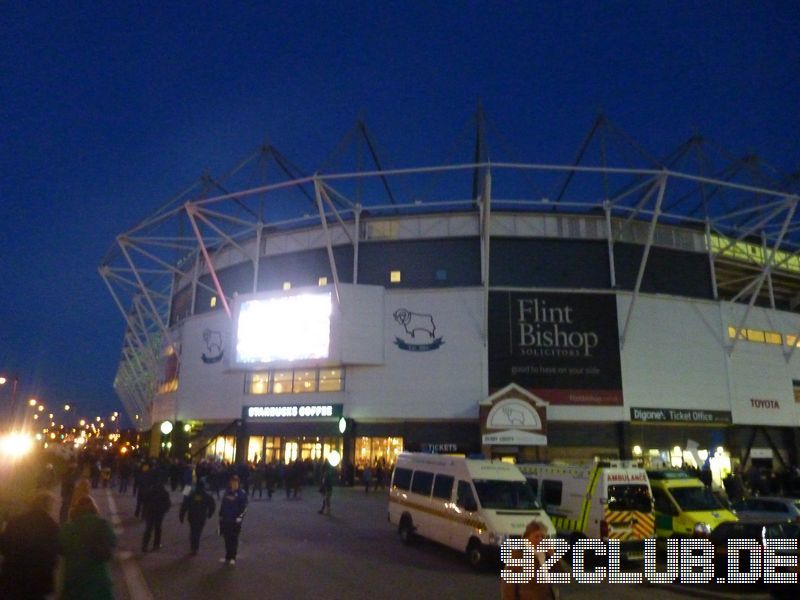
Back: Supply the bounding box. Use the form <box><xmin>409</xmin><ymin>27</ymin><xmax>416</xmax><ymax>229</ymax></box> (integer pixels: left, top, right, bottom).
<box><xmin>141</xmin><ymin>480</ymin><xmax>172</xmax><ymax>552</ymax></box>
<box><xmin>0</xmin><ymin>491</ymin><xmax>60</xmax><ymax>600</ymax></box>
<box><xmin>362</xmin><ymin>465</ymin><xmax>372</xmax><ymax>494</ymax></box>
<box><xmin>59</xmin><ymin>463</ymin><xmax>78</xmax><ymax>524</ymax></box>
<box><xmin>179</xmin><ymin>480</ymin><xmax>216</xmax><ymax>556</ymax></box>
<box><xmin>59</xmin><ymin>495</ymin><xmax>117</xmax><ymax>600</ymax></box>
<box><xmin>250</xmin><ymin>462</ymin><xmax>265</xmax><ymax>499</ymax></box>
<box><xmin>134</xmin><ymin>462</ymin><xmax>153</xmax><ymax>518</ymax></box>
<box><xmin>218</xmin><ymin>474</ymin><xmax>248</xmax><ymax>565</ymax></box>
<box><xmin>317</xmin><ymin>464</ymin><xmax>334</xmax><ymax>516</ymax></box>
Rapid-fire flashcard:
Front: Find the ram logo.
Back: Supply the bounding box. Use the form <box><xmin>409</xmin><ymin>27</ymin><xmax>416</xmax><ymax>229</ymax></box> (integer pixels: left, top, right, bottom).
<box><xmin>393</xmin><ymin>309</ymin><xmax>436</xmax><ymax>339</ymax></box>
<box><xmin>201</xmin><ymin>329</ymin><xmax>224</xmax><ymax>364</ymax></box>
<box><xmin>501</xmin><ymin>406</ymin><xmax>525</xmax><ymax>426</ymax></box>
<box><xmin>393</xmin><ymin>308</ymin><xmax>444</xmax><ymax>352</ymax></box>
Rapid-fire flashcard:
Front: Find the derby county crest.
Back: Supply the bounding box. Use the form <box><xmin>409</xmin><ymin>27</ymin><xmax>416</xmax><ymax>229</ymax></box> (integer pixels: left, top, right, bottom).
<box><xmin>201</xmin><ymin>329</ymin><xmax>224</xmax><ymax>364</ymax></box>
<box><xmin>393</xmin><ymin>308</ymin><xmax>444</xmax><ymax>352</ymax></box>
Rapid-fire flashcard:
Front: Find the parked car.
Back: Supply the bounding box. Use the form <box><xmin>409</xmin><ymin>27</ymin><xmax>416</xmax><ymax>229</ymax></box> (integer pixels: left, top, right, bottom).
<box><xmin>708</xmin><ymin>519</ymin><xmax>800</xmax><ymax>598</ymax></box>
<box><xmin>731</xmin><ymin>497</ymin><xmax>800</xmax><ymax>524</ymax></box>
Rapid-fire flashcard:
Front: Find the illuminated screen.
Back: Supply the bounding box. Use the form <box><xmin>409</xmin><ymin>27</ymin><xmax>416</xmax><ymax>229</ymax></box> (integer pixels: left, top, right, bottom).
<box><xmin>236</xmin><ymin>293</ymin><xmax>332</xmax><ymax>363</ymax></box>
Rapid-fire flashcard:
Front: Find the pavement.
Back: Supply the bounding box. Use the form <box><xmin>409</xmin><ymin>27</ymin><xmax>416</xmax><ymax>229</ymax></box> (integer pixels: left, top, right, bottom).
<box><xmin>84</xmin><ymin>482</ymin><xmax>777</xmax><ymax>600</ymax></box>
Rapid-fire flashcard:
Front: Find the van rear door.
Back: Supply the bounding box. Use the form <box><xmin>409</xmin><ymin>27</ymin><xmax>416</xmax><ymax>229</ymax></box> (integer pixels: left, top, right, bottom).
<box><xmin>604</xmin><ymin>482</ymin><xmax>655</xmax><ymax>541</ymax></box>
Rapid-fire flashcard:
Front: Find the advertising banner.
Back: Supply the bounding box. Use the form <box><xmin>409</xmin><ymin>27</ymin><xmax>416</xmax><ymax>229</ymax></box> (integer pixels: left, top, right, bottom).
<box><xmin>488</xmin><ymin>291</ymin><xmax>623</xmax><ymax>405</ymax></box>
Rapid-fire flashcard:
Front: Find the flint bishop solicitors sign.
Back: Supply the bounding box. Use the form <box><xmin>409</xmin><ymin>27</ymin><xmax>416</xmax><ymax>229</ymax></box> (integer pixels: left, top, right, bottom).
<box><xmin>488</xmin><ymin>292</ymin><xmax>623</xmax><ymax>406</ymax></box>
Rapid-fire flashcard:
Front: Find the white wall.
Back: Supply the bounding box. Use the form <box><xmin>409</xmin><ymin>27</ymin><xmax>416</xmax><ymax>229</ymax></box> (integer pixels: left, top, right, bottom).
<box><xmin>618</xmin><ymin>294</ymin><xmax>730</xmax><ymax>412</ymax></box>
<box><xmin>170</xmin><ymin>285</ymin><xmax>800</xmax><ymax>428</ymax></box>
<box><xmin>724</xmin><ymin>303</ymin><xmax>800</xmax><ymax>427</ymax></box>
<box><xmin>176</xmin><ymin>311</ymin><xmax>243</xmax><ymax>420</ymax></box>
<box><xmin>346</xmin><ymin>288</ymin><xmax>485</xmax><ymax>420</ymax></box>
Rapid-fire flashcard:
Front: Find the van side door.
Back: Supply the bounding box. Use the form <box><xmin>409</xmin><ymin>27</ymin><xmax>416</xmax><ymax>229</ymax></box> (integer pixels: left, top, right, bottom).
<box><xmin>453</xmin><ymin>480</ymin><xmax>480</xmax><ymax>551</ymax></box>
<box><xmin>409</xmin><ymin>470</ymin><xmax>435</xmax><ymax>538</ymax></box>
<box><xmin>430</xmin><ymin>473</ymin><xmax>455</xmax><ymax>546</ymax></box>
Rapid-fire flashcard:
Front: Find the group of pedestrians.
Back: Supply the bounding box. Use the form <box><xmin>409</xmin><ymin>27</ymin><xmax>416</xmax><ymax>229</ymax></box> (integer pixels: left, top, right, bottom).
<box><xmin>0</xmin><ymin>463</ymin><xmax>117</xmax><ymax>600</ymax></box>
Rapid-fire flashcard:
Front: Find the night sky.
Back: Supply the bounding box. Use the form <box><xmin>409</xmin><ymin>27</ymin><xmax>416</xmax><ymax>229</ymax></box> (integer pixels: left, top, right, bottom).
<box><xmin>1</xmin><ymin>2</ymin><xmax>798</xmax><ymax>424</ymax></box>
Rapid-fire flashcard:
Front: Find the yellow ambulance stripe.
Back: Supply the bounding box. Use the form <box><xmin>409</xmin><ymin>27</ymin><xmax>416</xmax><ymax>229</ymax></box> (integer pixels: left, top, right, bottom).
<box><xmin>603</xmin><ymin>510</ymin><xmax>655</xmax><ymax>540</ymax></box>
<box><xmin>389</xmin><ymin>496</ymin><xmax>486</xmax><ymax>531</ymax></box>
<box><xmin>578</xmin><ymin>466</ymin><xmax>602</xmax><ymax>533</ymax></box>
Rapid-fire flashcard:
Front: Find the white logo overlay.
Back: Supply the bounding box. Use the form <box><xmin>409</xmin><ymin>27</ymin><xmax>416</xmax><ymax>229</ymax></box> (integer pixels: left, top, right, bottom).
<box><xmin>500</xmin><ymin>538</ymin><xmax>798</xmax><ymax>585</ymax></box>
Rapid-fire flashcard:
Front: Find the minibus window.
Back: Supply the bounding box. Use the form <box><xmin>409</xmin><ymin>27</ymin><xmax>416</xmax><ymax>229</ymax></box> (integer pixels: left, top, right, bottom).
<box><xmin>456</xmin><ymin>481</ymin><xmax>478</xmax><ymax>511</ymax></box>
<box><xmin>432</xmin><ymin>474</ymin><xmax>454</xmax><ymax>500</ymax></box>
<box><xmin>526</xmin><ymin>477</ymin><xmax>538</xmax><ymax>497</ymax></box>
<box><xmin>607</xmin><ymin>485</ymin><xmax>652</xmax><ymax>513</ymax></box>
<box><xmin>473</xmin><ymin>480</ymin><xmax>542</xmax><ymax>510</ymax></box>
<box><xmin>392</xmin><ymin>467</ymin><xmax>412</xmax><ymax>491</ymax></box>
<box><xmin>541</xmin><ymin>480</ymin><xmax>562</xmax><ymax>507</ymax></box>
<box><xmin>411</xmin><ymin>471</ymin><xmax>434</xmax><ymax>496</ymax></box>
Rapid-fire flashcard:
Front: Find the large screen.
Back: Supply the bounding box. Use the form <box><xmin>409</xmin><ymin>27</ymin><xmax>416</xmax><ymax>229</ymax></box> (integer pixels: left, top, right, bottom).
<box><xmin>235</xmin><ymin>292</ymin><xmax>332</xmax><ymax>363</ymax></box>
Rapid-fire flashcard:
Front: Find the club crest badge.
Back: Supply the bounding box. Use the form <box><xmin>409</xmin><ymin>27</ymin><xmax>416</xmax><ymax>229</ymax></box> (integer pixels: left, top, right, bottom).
<box><xmin>393</xmin><ymin>308</ymin><xmax>444</xmax><ymax>352</ymax></box>
<box><xmin>201</xmin><ymin>329</ymin><xmax>224</xmax><ymax>364</ymax></box>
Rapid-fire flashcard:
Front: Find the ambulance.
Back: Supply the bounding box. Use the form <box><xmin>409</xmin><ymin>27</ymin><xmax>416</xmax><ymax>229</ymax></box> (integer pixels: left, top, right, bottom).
<box><xmin>388</xmin><ymin>452</ymin><xmax>556</xmax><ymax>568</ymax></box>
<box><xmin>646</xmin><ymin>469</ymin><xmax>737</xmax><ymax>538</ymax></box>
<box><xmin>517</xmin><ymin>460</ymin><xmax>655</xmax><ymax>561</ymax></box>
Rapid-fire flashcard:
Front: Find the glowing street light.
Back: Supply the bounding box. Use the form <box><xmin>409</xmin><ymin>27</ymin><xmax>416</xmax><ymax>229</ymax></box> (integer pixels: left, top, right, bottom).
<box><xmin>79</xmin><ymin>419</ymin><xmax>86</xmax><ymax>427</ymax></box>
<box><xmin>64</xmin><ymin>404</ymin><xmax>71</xmax><ymax>411</ymax></box>
<box><xmin>0</xmin><ymin>432</ymin><xmax>33</xmax><ymax>459</ymax></box>
<box><xmin>37</xmin><ymin>405</ymin><xmax>44</xmax><ymax>412</ymax></box>
<box><xmin>28</xmin><ymin>398</ymin><xmax>37</xmax><ymax>407</ymax></box>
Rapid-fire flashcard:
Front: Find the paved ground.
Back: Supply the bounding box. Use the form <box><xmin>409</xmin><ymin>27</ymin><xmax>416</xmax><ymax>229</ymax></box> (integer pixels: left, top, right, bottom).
<box><xmin>93</xmin><ymin>484</ymin><xmax>773</xmax><ymax>600</ymax></box>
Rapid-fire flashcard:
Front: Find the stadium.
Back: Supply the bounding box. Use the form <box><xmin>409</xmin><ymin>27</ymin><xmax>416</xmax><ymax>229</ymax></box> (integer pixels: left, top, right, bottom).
<box><xmin>100</xmin><ymin>114</ymin><xmax>800</xmax><ymax>486</ymax></box>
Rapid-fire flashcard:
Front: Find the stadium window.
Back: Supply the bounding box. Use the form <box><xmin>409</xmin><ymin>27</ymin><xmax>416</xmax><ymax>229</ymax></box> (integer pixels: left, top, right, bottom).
<box><xmin>272</xmin><ymin>370</ymin><xmax>293</xmax><ymax>394</ymax></box>
<box><xmin>390</xmin><ymin>270</ymin><xmax>401</xmax><ymax>283</ymax></box>
<box><xmin>746</xmin><ymin>329</ymin><xmax>765</xmax><ymax>343</ymax></box>
<box><xmin>765</xmin><ymin>332</ymin><xmax>782</xmax><ymax>345</ymax></box>
<box><xmin>282</xmin><ymin>281</ymin><xmax>291</xmax><ymax>290</ymax></box>
<box><xmin>318</xmin><ymin>276</ymin><xmax>328</xmax><ymax>286</ymax></box>
<box><xmin>787</xmin><ymin>335</ymin><xmax>800</xmax><ymax>348</ymax></box>
<box><xmin>246</xmin><ymin>372</ymin><xmax>270</xmax><ymax>395</ymax></box>
<box><xmin>210</xmin><ymin>296</ymin><xmax>217</xmax><ymax>308</ymax></box>
<box><xmin>319</xmin><ymin>368</ymin><xmax>344</xmax><ymax>392</ymax></box>
<box><xmin>794</xmin><ymin>380</ymin><xmax>800</xmax><ymax>404</ymax></box>
<box><xmin>293</xmin><ymin>370</ymin><xmax>318</xmax><ymax>393</ymax></box>
<box><xmin>727</xmin><ymin>326</ymin><xmax>746</xmax><ymax>340</ymax></box>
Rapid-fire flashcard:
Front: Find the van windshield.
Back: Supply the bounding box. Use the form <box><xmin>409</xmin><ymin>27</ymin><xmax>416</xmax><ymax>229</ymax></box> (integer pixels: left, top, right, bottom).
<box><xmin>473</xmin><ymin>480</ymin><xmax>542</xmax><ymax>510</ymax></box>
<box><xmin>607</xmin><ymin>485</ymin><xmax>652</xmax><ymax>513</ymax></box>
<box><xmin>669</xmin><ymin>486</ymin><xmax>723</xmax><ymax>512</ymax></box>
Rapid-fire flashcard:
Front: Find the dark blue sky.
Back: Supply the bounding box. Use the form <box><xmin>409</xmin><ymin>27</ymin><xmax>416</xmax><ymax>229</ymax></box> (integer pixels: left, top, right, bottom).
<box><xmin>1</xmin><ymin>2</ymin><xmax>798</xmax><ymax>423</ymax></box>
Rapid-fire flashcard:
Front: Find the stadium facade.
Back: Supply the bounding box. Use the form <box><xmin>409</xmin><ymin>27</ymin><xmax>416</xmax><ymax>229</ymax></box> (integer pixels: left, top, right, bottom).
<box><xmin>101</xmin><ymin>117</ymin><xmax>800</xmax><ymax>484</ymax></box>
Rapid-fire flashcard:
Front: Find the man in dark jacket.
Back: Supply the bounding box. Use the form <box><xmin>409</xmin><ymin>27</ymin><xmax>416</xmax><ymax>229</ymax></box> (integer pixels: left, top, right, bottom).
<box><xmin>141</xmin><ymin>481</ymin><xmax>171</xmax><ymax>552</ymax></box>
<box><xmin>218</xmin><ymin>474</ymin><xmax>248</xmax><ymax>564</ymax></box>
<box><xmin>0</xmin><ymin>491</ymin><xmax>60</xmax><ymax>600</ymax></box>
<box><xmin>179</xmin><ymin>481</ymin><xmax>216</xmax><ymax>555</ymax></box>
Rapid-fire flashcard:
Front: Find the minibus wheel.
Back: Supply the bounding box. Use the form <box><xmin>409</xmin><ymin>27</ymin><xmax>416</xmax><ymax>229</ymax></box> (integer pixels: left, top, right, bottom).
<box><xmin>399</xmin><ymin>515</ymin><xmax>415</xmax><ymax>544</ymax></box>
<box><xmin>467</xmin><ymin>538</ymin><xmax>484</xmax><ymax>569</ymax></box>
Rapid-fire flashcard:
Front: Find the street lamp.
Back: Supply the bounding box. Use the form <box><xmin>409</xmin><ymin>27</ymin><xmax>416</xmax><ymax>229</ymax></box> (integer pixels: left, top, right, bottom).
<box><xmin>28</xmin><ymin>398</ymin><xmax>37</xmax><ymax>407</ymax></box>
<box><xmin>64</xmin><ymin>404</ymin><xmax>70</xmax><ymax>411</ymax></box>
